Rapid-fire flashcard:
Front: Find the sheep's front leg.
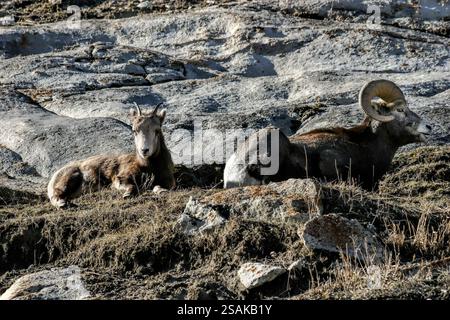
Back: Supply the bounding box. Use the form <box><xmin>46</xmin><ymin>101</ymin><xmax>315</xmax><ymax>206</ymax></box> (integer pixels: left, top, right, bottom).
<box><xmin>113</xmin><ymin>177</ymin><xmax>136</xmax><ymax>199</ymax></box>
<box><xmin>122</xmin><ymin>185</ymin><xmax>137</xmax><ymax>198</ymax></box>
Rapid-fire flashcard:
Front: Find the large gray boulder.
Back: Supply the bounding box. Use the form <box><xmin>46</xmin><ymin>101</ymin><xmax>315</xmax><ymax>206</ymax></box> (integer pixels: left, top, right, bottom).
<box><xmin>0</xmin><ymin>266</ymin><xmax>91</xmax><ymax>300</ymax></box>
<box><xmin>238</xmin><ymin>262</ymin><xmax>286</xmax><ymax>290</ymax></box>
<box><xmin>301</xmin><ymin>214</ymin><xmax>384</xmax><ymax>261</ymax></box>
<box><xmin>178</xmin><ymin>178</ymin><xmax>323</xmax><ymax>235</ymax></box>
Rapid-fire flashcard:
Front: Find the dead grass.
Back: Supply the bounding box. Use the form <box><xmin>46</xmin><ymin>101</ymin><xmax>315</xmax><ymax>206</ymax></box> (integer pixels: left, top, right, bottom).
<box><xmin>295</xmin><ymin>252</ymin><xmax>450</xmax><ymax>300</ymax></box>
<box><xmin>379</xmin><ymin>145</ymin><xmax>450</xmax><ymax>204</ymax></box>
<box><xmin>9</xmin><ymin>0</ymin><xmax>227</xmax><ymax>26</ymax></box>
<box><xmin>0</xmin><ymin>145</ymin><xmax>449</xmax><ymax>299</ymax></box>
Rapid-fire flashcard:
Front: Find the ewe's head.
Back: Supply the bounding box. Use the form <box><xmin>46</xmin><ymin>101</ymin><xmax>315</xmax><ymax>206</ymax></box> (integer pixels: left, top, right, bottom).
<box><xmin>359</xmin><ymin>79</ymin><xmax>431</xmax><ymax>145</ymax></box>
<box><xmin>129</xmin><ymin>103</ymin><xmax>166</xmax><ymax>159</ymax></box>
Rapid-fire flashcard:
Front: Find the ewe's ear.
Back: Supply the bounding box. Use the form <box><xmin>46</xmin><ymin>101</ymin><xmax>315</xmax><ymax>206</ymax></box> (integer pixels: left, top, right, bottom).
<box><xmin>128</xmin><ymin>108</ymin><xmax>137</xmax><ymax>120</ymax></box>
<box><xmin>157</xmin><ymin>109</ymin><xmax>166</xmax><ymax>123</ymax></box>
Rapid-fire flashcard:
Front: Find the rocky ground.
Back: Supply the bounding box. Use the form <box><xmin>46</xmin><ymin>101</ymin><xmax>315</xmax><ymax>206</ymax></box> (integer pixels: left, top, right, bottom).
<box><xmin>0</xmin><ymin>0</ymin><xmax>449</xmax><ymax>300</ymax></box>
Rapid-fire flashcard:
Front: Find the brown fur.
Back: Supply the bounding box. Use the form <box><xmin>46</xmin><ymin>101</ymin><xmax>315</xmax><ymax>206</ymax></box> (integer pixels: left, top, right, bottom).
<box><xmin>228</xmin><ymin>111</ymin><xmax>428</xmax><ymax>190</ymax></box>
<box><xmin>48</xmin><ymin>108</ymin><xmax>175</xmax><ymax>208</ymax></box>
<box><xmin>224</xmin><ymin>80</ymin><xmax>430</xmax><ymax>189</ymax></box>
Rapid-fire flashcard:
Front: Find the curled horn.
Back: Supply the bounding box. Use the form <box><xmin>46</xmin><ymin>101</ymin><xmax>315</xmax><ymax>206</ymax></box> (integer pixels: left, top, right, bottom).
<box><xmin>133</xmin><ymin>102</ymin><xmax>142</xmax><ymax>117</ymax></box>
<box><xmin>359</xmin><ymin>79</ymin><xmax>406</xmax><ymax>122</ymax></box>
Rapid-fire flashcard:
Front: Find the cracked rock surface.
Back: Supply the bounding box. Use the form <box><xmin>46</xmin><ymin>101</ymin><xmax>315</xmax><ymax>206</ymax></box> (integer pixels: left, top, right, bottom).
<box><xmin>179</xmin><ymin>178</ymin><xmax>323</xmax><ymax>235</ymax></box>
<box><xmin>301</xmin><ymin>213</ymin><xmax>384</xmax><ymax>261</ymax></box>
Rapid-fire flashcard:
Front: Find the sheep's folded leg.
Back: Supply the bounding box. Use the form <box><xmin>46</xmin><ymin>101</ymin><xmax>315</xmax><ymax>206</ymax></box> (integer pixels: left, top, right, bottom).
<box><xmin>122</xmin><ymin>186</ymin><xmax>137</xmax><ymax>199</ymax></box>
<box><xmin>112</xmin><ymin>178</ymin><xmax>137</xmax><ymax>199</ymax></box>
<box><xmin>152</xmin><ymin>185</ymin><xmax>168</xmax><ymax>194</ymax></box>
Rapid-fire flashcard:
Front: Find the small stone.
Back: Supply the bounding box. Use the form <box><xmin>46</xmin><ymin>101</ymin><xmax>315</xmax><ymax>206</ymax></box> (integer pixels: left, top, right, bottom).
<box><xmin>92</xmin><ymin>48</ymin><xmax>107</xmax><ymax>59</ymax></box>
<box><xmin>238</xmin><ymin>262</ymin><xmax>286</xmax><ymax>290</ymax></box>
<box><xmin>301</xmin><ymin>214</ymin><xmax>384</xmax><ymax>261</ymax></box>
<box><xmin>124</xmin><ymin>63</ymin><xmax>146</xmax><ymax>76</ymax></box>
<box><xmin>0</xmin><ymin>266</ymin><xmax>90</xmax><ymax>300</ymax></box>
<box><xmin>48</xmin><ymin>0</ymin><xmax>62</xmax><ymax>6</ymax></box>
<box><xmin>0</xmin><ymin>16</ymin><xmax>15</xmax><ymax>26</ymax></box>
<box><xmin>137</xmin><ymin>1</ymin><xmax>152</xmax><ymax>10</ymax></box>
<box><xmin>177</xmin><ymin>197</ymin><xmax>227</xmax><ymax>235</ymax></box>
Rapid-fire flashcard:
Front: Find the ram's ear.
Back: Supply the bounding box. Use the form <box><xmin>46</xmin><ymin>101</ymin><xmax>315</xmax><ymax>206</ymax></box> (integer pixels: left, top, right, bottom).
<box><xmin>361</xmin><ymin>115</ymin><xmax>372</xmax><ymax>125</ymax></box>
<box><xmin>370</xmin><ymin>100</ymin><xmax>394</xmax><ymax>119</ymax></box>
<box><xmin>387</xmin><ymin>99</ymin><xmax>407</xmax><ymax>112</ymax></box>
<box><xmin>157</xmin><ymin>109</ymin><xmax>166</xmax><ymax>123</ymax></box>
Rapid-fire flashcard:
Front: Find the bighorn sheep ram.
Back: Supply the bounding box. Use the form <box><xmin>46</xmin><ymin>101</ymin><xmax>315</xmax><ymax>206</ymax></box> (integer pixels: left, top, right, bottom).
<box><xmin>48</xmin><ymin>104</ymin><xmax>175</xmax><ymax>208</ymax></box>
<box><xmin>224</xmin><ymin>80</ymin><xmax>431</xmax><ymax>189</ymax></box>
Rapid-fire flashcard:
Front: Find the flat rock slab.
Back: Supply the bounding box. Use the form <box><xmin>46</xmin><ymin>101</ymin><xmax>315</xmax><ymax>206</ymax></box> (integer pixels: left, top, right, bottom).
<box><xmin>0</xmin><ymin>43</ymin><xmax>189</xmax><ymax>101</ymax></box>
<box><xmin>238</xmin><ymin>262</ymin><xmax>286</xmax><ymax>290</ymax></box>
<box><xmin>301</xmin><ymin>214</ymin><xmax>384</xmax><ymax>261</ymax></box>
<box><xmin>0</xmin><ymin>266</ymin><xmax>91</xmax><ymax>300</ymax></box>
<box><xmin>0</xmin><ymin>88</ymin><xmax>134</xmax><ymax>179</ymax></box>
<box><xmin>178</xmin><ymin>178</ymin><xmax>323</xmax><ymax>235</ymax></box>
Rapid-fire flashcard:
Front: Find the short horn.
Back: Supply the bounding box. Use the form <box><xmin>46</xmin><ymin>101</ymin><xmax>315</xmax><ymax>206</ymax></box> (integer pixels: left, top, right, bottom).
<box><xmin>359</xmin><ymin>79</ymin><xmax>406</xmax><ymax>122</ymax></box>
<box><xmin>133</xmin><ymin>102</ymin><xmax>142</xmax><ymax>116</ymax></box>
<box><xmin>152</xmin><ymin>103</ymin><xmax>163</xmax><ymax>114</ymax></box>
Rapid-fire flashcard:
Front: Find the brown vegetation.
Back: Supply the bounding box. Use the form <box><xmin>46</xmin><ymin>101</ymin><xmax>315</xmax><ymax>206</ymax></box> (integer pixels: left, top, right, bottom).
<box><xmin>1</xmin><ymin>146</ymin><xmax>449</xmax><ymax>299</ymax></box>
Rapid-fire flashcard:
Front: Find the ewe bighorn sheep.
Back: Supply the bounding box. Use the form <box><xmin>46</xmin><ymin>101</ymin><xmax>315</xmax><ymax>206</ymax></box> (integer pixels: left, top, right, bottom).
<box><xmin>48</xmin><ymin>104</ymin><xmax>175</xmax><ymax>208</ymax></box>
<box><xmin>224</xmin><ymin>80</ymin><xmax>432</xmax><ymax>189</ymax></box>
